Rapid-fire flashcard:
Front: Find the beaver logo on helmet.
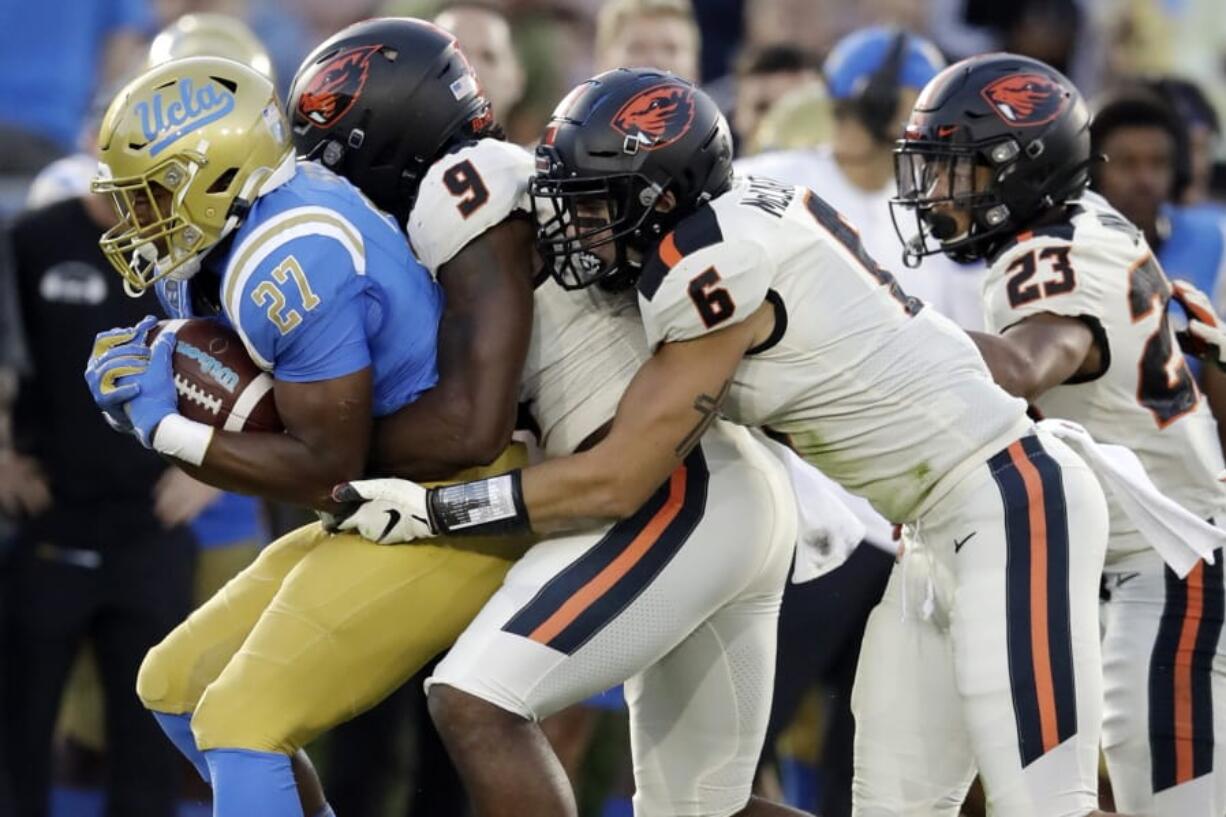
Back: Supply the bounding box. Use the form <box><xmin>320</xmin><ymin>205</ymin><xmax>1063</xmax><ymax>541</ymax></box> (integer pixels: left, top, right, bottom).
<box><xmin>297</xmin><ymin>44</ymin><xmax>381</xmax><ymax>128</ymax></box>
<box><xmin>610</xmin><ymin>84</ymin><xmax>696</xmax><ymax>151</ymax></box>
<box><xmin>980</xmin><ymin>73</ymin><xmax>1068</xmax><ymax>127</ymax></box>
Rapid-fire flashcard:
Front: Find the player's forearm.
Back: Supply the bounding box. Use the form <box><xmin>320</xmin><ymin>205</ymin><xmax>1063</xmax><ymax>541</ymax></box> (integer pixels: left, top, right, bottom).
<box><xmin>519</xmin><ymin>445</ymin><xmax>665</xmax><ymax>526</ymax></box>
<box><xmin>181</xmin><ymin>429</ymin><xmax>365</xmax><ymax>511</ymax></box>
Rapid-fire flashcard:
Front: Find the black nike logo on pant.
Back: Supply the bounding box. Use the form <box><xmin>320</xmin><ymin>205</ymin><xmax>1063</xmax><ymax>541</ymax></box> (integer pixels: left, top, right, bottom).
<box><xmin>954</xmin><ymin>532</ymin><xmax>977</xmax><ymax>553</ymax></box>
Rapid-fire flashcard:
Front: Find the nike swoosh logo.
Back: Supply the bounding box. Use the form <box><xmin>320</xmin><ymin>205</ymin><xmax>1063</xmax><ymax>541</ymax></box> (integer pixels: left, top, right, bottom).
<box><xmin>379</xmin><ymin>509</ymin><xmax>401</xmax><ymax>542</ymax></box>
<box><xmin>937</xmin><ymin>125</ymin><xmax>958</xmax><ymax>138</ymax></box>
<box><xmin>954</xmin><ymin>532</ymin><xmax>977</xmax><ymax>553</ymax></box>
<box><xmin>1114</xmin><ymin>572</ymin><xmax>1140</xmax><ymax>588</ymax></box>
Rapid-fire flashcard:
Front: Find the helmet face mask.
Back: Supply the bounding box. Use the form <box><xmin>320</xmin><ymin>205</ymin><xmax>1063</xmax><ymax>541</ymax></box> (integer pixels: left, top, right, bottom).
<box><xmin>890</xmin><ymin>138</ymin><xmax>1017</xmax><ymax>264</ymax></box>
<box><xmin>530</xmin><ymin>148</ymin><xmax>669</xmax><ymax>290</ymax></box>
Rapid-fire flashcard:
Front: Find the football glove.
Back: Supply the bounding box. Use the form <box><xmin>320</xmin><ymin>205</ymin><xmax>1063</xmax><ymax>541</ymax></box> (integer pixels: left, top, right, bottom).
<box><xmin>1172</xmin><ymin>280</ymin><xmax>1226</xmax><ymax>369</ymax></box>
<box><xmin>99</xmin><ymin>329</ymin><xmax>180</xmax><ymax>448</ymax></box>
<box><xmin>330</xmin><ymin>479</ymin><xmax>437</xmax><ymax>544</ymax></box>
<box><xmin>85</xmin><ymin>315</ymin><xmax>159</xmax><ymax>433</ymax></box>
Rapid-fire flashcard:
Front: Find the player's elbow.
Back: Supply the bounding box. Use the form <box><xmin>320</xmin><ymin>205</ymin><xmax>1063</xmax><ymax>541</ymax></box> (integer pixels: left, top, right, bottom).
<box><xmin>446</xmin><ymin>396</ymin><xmax>515</xmax><ymax>467</ymax></box>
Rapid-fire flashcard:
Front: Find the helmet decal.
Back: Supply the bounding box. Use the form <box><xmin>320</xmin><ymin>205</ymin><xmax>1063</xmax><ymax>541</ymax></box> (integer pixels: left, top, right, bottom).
<box><xmin>980</xmin><ymin>72</ymin><xmax>1068</xmax><ymax>127</ymax></box>
<box><xmin>135</xmin><ymin>76</ymin><xmax>236</xmax><ymax>157</ymax></box>
<box><xmin>297</xmin><ymin>45</ymin><xmax>381</xmax><ymax>128</ymax></box>
<box><xmin>610</xmin><ymin>84</ymin><xmax>696</xmax><ymax>151</ymax></box>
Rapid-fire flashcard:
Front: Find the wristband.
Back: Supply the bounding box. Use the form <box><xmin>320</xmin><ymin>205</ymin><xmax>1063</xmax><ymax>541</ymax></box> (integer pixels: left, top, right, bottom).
<box><xmin>427</xmin><ymin>470</ymin><xmax>531</xmax><ymax>535</ymax></box>
<box><xmin>152</xmin><ymin>414</ymin><xmax>214</xmax><ymax>467</ymax></box>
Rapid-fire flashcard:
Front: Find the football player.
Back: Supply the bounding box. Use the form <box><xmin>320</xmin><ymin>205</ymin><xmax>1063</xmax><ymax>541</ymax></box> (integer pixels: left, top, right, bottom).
<box><xmin>337</xmin><ymin>69</ymin><xmax>1120</xmax><ymax>817</ymax></box>
<box><xmin>892</xmin><ymin>53</ymin><xmax>1226</xmax><ymax>817</ymax></box>
<box><xmin>81</xmin><ymin>49</ymin><xmax>526</xmax><ymax>817</ymax></box>
<box><xmin>89</xmin><ymin>19</ymin><xmax>805</xmax><ymax>817</ymax></box>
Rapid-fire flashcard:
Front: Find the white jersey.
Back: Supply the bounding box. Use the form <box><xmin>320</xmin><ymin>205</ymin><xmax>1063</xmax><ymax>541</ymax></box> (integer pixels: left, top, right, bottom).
<box><xmin>407</xmin><ymin>139</ymin><xmax>648</xmax><ymax>457</ymax></box>
<box><xmin>982</xmin><ymin>191</ymin><xmax>1226</xmax><ymax>560</ymax></box>
<box><xmin>637</xmin><ymin>175</ymin><xmax>1030</xmax><ymax>522</ymax></box>
<box><xmin>734</xmin><ymin>147</ymin><xmax>988</xmax><ymax>330</ymax></box>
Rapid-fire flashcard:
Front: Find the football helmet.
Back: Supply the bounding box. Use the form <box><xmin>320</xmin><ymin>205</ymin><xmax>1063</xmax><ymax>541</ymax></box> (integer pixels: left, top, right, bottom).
<box><xmin>890</xmin><ymin>53</ymin><xmax>1092</xmax><ymax>264</ymax></box>
<box><xmin>286</xmin><ymin>17</ymin><xmax>491</xmax><ymax>223</ymax></box>
<box><xmin>92</xmin><ymin>57</ymin><xmax>294</xmax><ymax>294</ymax></box>
<box><xmin>147</xmin><ymin>13</ymin><xmax>275</xmax><ymax>82</ymax></box>
<box><xmin>530</xmin><ymin>68</ymin><xmax>733</xmax><ymax>290</ymax></box>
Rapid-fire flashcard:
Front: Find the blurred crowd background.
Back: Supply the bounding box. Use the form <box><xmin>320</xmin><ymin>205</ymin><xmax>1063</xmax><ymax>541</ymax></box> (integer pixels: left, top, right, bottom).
<box><xmin>0</xmin><ymin>1</ymin><xmax>1223</xmax><ymax>816</ymax></box>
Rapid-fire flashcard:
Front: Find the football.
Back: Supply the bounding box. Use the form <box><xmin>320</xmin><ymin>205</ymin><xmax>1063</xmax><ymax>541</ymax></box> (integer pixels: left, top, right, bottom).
<box><xmin>148</xmin><ymin>318</ymin><xmax>283</xmax><ymax>432</ymax></box>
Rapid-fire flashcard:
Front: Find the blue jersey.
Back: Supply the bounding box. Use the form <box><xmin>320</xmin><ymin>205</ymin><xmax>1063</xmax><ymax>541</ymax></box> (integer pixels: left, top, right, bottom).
<box><xmin>212</xmin><ymin>160</ymin><xmax>441</xmax><ymax>416</ymax></box>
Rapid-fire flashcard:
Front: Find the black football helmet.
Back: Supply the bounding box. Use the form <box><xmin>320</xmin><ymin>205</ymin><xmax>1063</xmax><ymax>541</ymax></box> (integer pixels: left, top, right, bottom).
<box><xmin>286</xmin><ymin>17</ymin><xmax>492</xmax><ymax>223</ymax></box>
<box><xmin>890</xmin><ymin>53</ymin><xmax>1093</xmax><ymax>264</ymax></box>
<box><xmin>530</xmin><ymin>68</ymin><xmax>734</xmax><ymax>290</ymax></box>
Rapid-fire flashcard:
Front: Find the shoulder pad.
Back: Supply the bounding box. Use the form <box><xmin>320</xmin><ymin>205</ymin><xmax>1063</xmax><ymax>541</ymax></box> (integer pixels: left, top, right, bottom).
<box><xmin>222</xmin><ymin>210</ymin><xmax>367</xmax><ymax>369</ymax></box>
<box><xmin>407</xmin><ymin>140</ymin><xmax>534</xmax><ymax>276</ymax></box>
<box><xmin>638</xmin><ymin>207</ymin><xmax>771</xmax><ymax>347</ymax></box>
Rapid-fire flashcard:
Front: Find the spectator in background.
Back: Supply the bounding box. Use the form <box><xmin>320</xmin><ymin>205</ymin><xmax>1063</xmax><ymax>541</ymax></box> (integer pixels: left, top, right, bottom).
<box><xmin>737</xmin><ymin>28</ymin><xmax>985</xmax><ymax>327</ymax></box>
<box><xmin>1148</xmin><ymin>76</ymin><xmax>1224</xmax><ymax>209</ymax></box>
<box><xmin>0</xmin><ymin>1</ymin><xmax>152</xmax><ymax>174</ymax></box>
<box><xmin>745</xmin><ymin>83</ymin><xmax>833</xmax><ymax>155</ymax></box>
<box><xmin>594</xmin><ymin>0</ymin><xmax>699</xmax><ymax>82</ymax></box>
<box><xmin>435</xmin><ymin>3</ymin><xmax>526</xmax><ymax>120</ymax></box>
<box><xmin>732</xmin><ymin>45</ymin><xmax>822</xmax><ymax>153</ymax></box>
<box><xmin>741</xmin><ymin>0</ymin><xmax>862</xmax><ymax>60</ymax></box>
<box><xmin>1</xmin><ymin>173</ymin><xmax>195</xmax><ymax>817</ymax></box>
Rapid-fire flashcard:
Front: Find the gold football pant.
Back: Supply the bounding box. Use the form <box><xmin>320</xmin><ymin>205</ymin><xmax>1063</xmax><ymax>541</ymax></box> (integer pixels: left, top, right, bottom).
<box><xmin>136</xmin><ymin>450</ymin><xmax>531</xmax><ymax>754</ymax></box>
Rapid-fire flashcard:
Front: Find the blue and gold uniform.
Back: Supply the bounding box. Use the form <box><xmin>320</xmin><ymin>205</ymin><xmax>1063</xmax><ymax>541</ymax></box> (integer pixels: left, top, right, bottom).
<box><xmin>135</xmin><ymin>163</ymin><xmax>529</xmax><ymax>758</ymax></box>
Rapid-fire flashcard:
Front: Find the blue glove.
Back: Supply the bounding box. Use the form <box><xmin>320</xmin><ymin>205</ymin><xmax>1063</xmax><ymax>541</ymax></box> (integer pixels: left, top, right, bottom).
<box><xmin>84</xmin><ymin>315</ymin><xmax>158</xmax><ymax>432</ymax></box>
<box><xmin>115</xmin><ymin>328</ymin><xmax>180</xmax><ymax>447</ymax></box>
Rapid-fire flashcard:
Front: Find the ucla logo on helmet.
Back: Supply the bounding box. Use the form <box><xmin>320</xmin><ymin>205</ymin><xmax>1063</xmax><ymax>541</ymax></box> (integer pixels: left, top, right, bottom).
<box><xmin>980</xmin><ymin>73</ymin><xmax>1069</xmax><ymax>128</ymax></box>
<box><xmin>610</xmin><ymin>84</ymin><xmax>696</xmax><ymax>151</ymax></box>
<box><xmin>136</xmin><ymin>77</ymin><xmax>237</xmax><ymax>157</ymax></box>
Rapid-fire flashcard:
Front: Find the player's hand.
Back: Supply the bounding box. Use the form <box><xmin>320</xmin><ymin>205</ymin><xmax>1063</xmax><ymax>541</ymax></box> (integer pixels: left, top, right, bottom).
<box><xmin>0</xmin><ymin>451</ymin><xmax>51</xmax><ymax>517</ymax></box>
<box><xmin>329</xmin><ymin>479</ymin><xmax>438</xmax><ymax>543</ymax></box>
<box><xmin>1172</xmin><ymin>280</ymin><xmax>1226</xmax><ymax>369</ymax></box>
<box><xmin>114</xmin><ymin>329</ymin><xmax>180</xmax><ymax>448</ymax></box>
<box><xmin>153</xmin><ymin>466</ymin><xmax>221</xmax><ymax>529</ymax></box>
<box><xmin>85</xmin><ymin>315</ymin><xmax>158</xmax><ymax>433</ymax></box>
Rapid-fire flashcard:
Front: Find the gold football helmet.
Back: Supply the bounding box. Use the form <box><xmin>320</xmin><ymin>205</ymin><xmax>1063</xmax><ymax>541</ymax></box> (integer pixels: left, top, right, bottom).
<box><xmin>148</xmin><ymin>13</ymin><xmax>275</xmax><ymax>83</ymax></box>
<box><xmin>747</xmin><ymin>82</ymin><xmax>833</xmax><ymax>156</ymax></box>
<box><xmin>92</xmin><ymin>56</ymin><xmax>293</xmax><ymax>294</ymax></box>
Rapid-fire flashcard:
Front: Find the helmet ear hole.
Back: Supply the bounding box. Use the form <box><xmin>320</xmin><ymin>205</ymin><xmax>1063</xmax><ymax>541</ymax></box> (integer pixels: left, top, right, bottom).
<box><xmin>207</xmin><ymin>168</ymin><xmax>239</xmax><ymax>194</ymax></box>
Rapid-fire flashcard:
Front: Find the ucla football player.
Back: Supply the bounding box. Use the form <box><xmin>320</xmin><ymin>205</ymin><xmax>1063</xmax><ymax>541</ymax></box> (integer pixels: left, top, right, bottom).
<box><xmin>82</xmin><ymin>50</ymin><xmax>535</xmax><ymax>817</ymax></box>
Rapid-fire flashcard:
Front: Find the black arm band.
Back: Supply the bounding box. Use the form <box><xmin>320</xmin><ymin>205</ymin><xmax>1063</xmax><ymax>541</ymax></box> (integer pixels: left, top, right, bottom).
<box><xmin>426</xmin><ymin>469</ymin><xmax>532</xmax><ymax>536</ymax></box>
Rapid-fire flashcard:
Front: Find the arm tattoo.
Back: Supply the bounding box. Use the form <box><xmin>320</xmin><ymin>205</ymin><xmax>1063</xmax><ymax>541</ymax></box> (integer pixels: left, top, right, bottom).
<box><xmin>675</xmin><ymin>379</ymin><xmax>732</xmax><ymax>458</ymax></box>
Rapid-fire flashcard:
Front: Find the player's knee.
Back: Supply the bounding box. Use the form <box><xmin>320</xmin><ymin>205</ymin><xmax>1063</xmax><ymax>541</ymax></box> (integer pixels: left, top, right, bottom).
<box><xmin>137</xmin><ymin>640</ymin><xmax>188</xmax><ymax>713</ymax></box>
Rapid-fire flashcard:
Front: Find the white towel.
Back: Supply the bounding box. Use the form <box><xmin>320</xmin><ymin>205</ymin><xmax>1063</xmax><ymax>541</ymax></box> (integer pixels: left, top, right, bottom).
<box><xmin>756</xmin><ymin>435</ymin><xmax>869</xmax><ymax>583</ymax></box>
<box><xmin>1038</xmin><ymin>418</ymin><xmax>1224</xmax><ymax>578</ymax></box>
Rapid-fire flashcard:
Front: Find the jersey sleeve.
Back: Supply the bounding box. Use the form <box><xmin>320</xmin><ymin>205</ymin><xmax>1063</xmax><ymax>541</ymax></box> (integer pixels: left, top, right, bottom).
<box><xmin>406</xmin><ymin>139</ymin><xmax>534</xmax><ymax>276</ymax></box>
<box><xmin>637</xmin><ymin>216</ymin><xmax>773</xmax><ymax>348</ymax></box>
<box><xmin>982</xmin><ymin>231</ymin><xmax>1112</xmax><ymax>334</ymax></box>
<box><xmin>223</xmin><ymin>232</ymin><xmax>371</xmax><ymax>383</ymax></box>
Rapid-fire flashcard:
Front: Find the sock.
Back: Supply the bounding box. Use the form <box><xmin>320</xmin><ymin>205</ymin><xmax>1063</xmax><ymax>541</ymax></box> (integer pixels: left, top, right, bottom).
<box><xmin>153</xmin><ymin>711</ymin><xmax>211</xmax><ymax>784</ymax></box>
<box><xmin>205</xmin><ymin>749</ymin><xmax>304</xmax><ymax>817</ymax></box>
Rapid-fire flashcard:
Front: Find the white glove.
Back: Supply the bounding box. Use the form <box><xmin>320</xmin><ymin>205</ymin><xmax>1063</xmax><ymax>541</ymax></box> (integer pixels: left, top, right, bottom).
<box><xmin>1172</xmin><ymin>279</ymin><xmax>1226</xmax><ymax>367</ymax></box>
<box><xmin>330</xmin><ymin>479</ymin><xmax>437</xmax><ymax>544</ymax></box>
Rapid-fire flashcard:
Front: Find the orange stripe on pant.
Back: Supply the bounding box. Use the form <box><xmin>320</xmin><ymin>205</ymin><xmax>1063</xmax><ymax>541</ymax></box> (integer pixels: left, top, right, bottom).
<box><xmin>1175</xmin><ymin>560</ymin><xmax>1206</xmax><ymax>784</ymax></box>
<box><xmin>1007</xmin><ymin>441</ymin><xmax>1060</xmax><ymax>755</ymax></box>
<box><xmin>527</xmin><ymin>466</ymin><xmax>688</xmax><ymax>645</ymax></box>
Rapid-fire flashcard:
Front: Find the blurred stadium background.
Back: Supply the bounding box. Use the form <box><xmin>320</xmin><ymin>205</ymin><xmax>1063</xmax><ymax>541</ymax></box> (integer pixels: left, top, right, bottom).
<box><xmin>0</xmin><ymin>1</ymin><xmax>1223</xmax><ymax>816</ymax></box>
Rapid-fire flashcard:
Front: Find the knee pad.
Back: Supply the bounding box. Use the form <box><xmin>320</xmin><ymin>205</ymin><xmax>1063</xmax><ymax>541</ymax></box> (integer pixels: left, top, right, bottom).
<box><xmin>136</xmin><ymin>640</ymin><xmax>189</xmax><ymax>713</ymax></box>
